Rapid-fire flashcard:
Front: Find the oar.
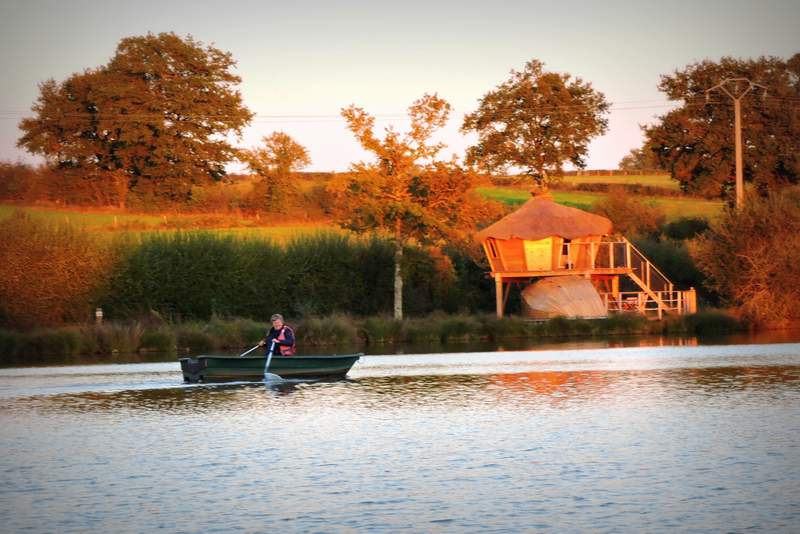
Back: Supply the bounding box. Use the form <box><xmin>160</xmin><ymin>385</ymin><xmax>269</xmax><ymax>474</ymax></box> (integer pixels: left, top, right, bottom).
<box><xmin>264</xmin><ymin>341</ymin><xmax>282</xmax><ymax>382</ymax></box>
<box><xmin>238</xmin><ymin>344</ymin><xmax>261</xmax><ymax>358</ymax></box>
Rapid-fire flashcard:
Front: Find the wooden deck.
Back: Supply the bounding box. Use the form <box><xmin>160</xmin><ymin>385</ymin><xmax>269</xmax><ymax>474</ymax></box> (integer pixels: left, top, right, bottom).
<box><xmin>487</xmin><ymin>238</ymin><xmax>696</xmax><ymax>318</ymax></box>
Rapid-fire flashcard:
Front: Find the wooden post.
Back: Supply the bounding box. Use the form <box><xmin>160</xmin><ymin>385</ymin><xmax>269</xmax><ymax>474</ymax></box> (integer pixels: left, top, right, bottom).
<box><xmin>609</xmin><ymin>241</ymin><xmax>615</xmax><ymax>269</ymax></box>
<box><xmin>687</xmin><ymin>288</ymin><xmax>697</xmax><ymax>314</ymax></box>
<box><xmin>495</xmin><ymin>275</ymin><xmax>504</xmax><ymax>318</ymax></box>
<box><xmin>626</xmin><ymin>240</ymin><xmax>632</xmax><ymax>269</ymax></box>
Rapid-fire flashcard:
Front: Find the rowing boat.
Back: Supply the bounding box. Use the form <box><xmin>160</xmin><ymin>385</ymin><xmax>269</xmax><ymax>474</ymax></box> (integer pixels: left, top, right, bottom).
<box><xmin>179</xmin><ymin>354</ymin><xmax>362</xmax><ymax>383</ymax></box>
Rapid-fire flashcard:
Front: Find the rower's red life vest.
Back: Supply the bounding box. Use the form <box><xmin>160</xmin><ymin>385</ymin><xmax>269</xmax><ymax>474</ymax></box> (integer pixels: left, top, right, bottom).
<box><xmin>277</xmin><ymin>325</ymin><xmax>296</xmax><ymax>356</ymax></box>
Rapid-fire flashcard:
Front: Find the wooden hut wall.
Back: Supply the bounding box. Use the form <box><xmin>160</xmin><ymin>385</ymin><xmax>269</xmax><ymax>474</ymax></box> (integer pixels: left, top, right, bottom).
<box><xmin>523</xmin><ymin>237</ymin><xmax>555</xmax><ymax>271</ymax></box>
<box><xmin>497</xmin><ymin>239</ymin><xmax>526</xmax><ymax>271</ymax></box>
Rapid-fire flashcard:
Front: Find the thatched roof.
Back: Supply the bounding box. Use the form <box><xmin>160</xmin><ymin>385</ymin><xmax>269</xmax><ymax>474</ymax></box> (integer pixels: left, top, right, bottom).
<box><xmin>476</xmin><ymin>194</ymin><xmax>613</xmax><ymax>241</ymax></box>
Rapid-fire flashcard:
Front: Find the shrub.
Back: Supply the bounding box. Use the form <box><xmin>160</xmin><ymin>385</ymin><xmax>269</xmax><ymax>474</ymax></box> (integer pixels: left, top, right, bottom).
<box><xmin>600</xmin><ymin>314</ymin><xmax>650</xmax><ymax>335</ymax></box>
<box><xmin>175</xmin><ymin>324</ymin><xmax>216</xmax><ymax>353</ymax></box>
<box><xmin>92</xmin><ymin>322</ymin><xmax>144</xmax><ymax>354</ymax></box>
<box><xmin>479</xmin><ymin>315</ymin><xmax>535</xmax><ymax>340</ymax></box>
<box><xmin>665</xmin><ymin>311</ymin><xmax>741</xmax><ymax>335</ymax></box>
<box><xmin>139</xmin><ymin>327</ymin><xmax>177</xmax><ymax>353</ymax></box>
<box><xmin>662</xmin><ymin>217</ymin><xmax>709</xmax><ymax>240</ymax></box>
<box><xmin>0</xmin><ymin>329</ymin><xmax>22</xmax><ymax>364</ymax></box>
<box><xmin>693</xmin><ymin>189</ymin><xmax>800</xmax><ymax>325</ymax></box>
<box><xmin>298</xmin><ymin>314</ymin><xmax>359</xmax><ymax>345</ymax></box>
<box><xmin>17</xmin><ymin>328</ymin><xmax>82</xmax><ymax>362</ymax></box>
<box><xmin>362</xmin><ymin>316</ymin><xmax>404</xmax><ymax>344</ymax></box>
<box><xmin>403</xmin><ymin>316</ymin><xmax>443</xmax><ymax>343</ymax></box>
<box><xmin>437</xmin><ymin>314</ymin><xmax>482</xmax><ymax>342</ymax></box>
<box><xmin>593</xmin><ymin>186</ymin><xmax>666</xmax><ymax>237</ymax></box>
<box><xmin>0</xmin><ymin>212</ymin><xmax>114</xmax><ymax>328</ymax></box>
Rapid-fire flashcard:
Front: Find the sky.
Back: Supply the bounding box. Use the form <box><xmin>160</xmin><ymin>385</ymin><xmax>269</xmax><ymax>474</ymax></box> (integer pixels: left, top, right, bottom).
<box><xmin>0</xmin><ymin>0</ymin><xmax>798</xmax><ymax>172</ymax></box>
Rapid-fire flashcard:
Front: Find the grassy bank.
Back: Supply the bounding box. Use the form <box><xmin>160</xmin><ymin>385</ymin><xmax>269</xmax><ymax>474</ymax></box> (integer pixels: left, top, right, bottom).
<box><xmin>0</xmin><ymin>311</ymin><xmax>742</xmax><ymax>365</ymax></box>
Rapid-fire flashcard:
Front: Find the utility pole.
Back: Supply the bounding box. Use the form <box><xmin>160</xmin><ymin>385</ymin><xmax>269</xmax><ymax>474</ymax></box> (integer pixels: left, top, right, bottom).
<box><xmin>705</xmin><ymin>78</ymin><xmax>766</xmax><ymax>209</ymax></box>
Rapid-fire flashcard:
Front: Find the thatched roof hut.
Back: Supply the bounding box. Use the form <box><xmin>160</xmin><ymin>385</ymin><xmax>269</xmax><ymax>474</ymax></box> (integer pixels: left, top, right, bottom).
<box><xmin>476</xmin><ymin>194</ymin><xmax>612</xmax><ymax>243</ymax></box>
<box><xmin>477</xmin><ymin>194</ymin><xmax>613</xmax><ymax>273</ymax></box>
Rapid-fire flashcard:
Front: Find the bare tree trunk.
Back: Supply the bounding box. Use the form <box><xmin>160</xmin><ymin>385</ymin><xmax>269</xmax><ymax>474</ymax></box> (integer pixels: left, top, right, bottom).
<box><xmin>394</xmin><ymin>220</ymin><xmax>404</xmax><ymax>320</ymax></box>
<box><xmin>394</xmin><ymin>238</ymin><xmax>403</xmax><ymax>320</ymax></box>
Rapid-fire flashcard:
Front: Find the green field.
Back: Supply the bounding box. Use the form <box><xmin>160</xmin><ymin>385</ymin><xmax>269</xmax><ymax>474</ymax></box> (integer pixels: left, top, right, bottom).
<box><xmin>0</xmin><ymin>204</ymin><xmax>344</xmax><ymax>242</ymax></box>
<box><xmin>560</xmin><ymin>174</ymin><xmax>680</xmax><ymax>189</ymax></box>
<box><xmin>476</xmin><ymin>187</ymin><xmax>724</xmax><ymax>221</ymax></box>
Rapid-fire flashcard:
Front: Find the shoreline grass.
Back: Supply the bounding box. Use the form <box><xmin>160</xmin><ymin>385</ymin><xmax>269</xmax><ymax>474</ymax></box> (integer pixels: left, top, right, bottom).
<box><xmin>0</xmin><ymin>311</ymin><xmax>745</xmax><ymax>365</ymax></box>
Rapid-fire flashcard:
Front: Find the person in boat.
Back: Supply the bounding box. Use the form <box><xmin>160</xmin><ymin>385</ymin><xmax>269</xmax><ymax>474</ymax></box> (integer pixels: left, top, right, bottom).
<box><xmin>259</xmin><ymin>313</ymin><xmax>296</xmax><ymax>356</ymax></box>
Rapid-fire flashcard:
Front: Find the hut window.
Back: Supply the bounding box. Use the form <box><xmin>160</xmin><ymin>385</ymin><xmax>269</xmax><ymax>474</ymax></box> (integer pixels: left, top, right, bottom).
<box><xmin>562</xmin><ymin>238</ymin><xmax>571</xmax><ymax>256</ymax></box>
<box><xmin>488</xmin><ymin>240</ymin><xmax>499</xmax><ymax>259</ymax></box>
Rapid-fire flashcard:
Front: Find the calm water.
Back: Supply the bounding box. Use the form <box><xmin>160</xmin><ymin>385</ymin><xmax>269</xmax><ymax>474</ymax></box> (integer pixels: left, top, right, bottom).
<box><xmin>1</xmin><ymin>340</ymin><xmax>800</xmax><ymax>533</ymax></box>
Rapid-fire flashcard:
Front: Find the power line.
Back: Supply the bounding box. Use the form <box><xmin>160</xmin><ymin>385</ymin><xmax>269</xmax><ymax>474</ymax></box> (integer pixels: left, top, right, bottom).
<box><xmin>0</xmin><ymin>95</ymin><xmax>797</xmax><ymax>122</ymax></box>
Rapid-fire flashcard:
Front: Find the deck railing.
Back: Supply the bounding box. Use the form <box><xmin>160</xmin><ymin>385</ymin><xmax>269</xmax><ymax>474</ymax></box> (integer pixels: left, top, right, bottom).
<box><xmin>559</xmin><ymin>239</ymin><xmax>671</xmax><ymax>291</ymax></box>
<box><xmin>559</xmin><ymin>238</ymin><xmax>683</xmax><ymax>316</ymax></box>
<box><xmin>603</xmin><ymin>289</ymin><xmax>695</xmax><ymax>319</ymax></box>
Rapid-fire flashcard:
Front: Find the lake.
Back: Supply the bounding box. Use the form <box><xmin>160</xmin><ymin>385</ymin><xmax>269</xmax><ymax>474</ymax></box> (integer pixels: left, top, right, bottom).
<box><xmin>1</xmin><ymin>337</ymin><xmax>799</xmax><ymax>533</ymax></box>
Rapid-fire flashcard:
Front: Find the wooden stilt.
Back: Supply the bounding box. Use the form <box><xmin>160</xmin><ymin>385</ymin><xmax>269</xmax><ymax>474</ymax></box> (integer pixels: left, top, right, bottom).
<box><xmin>495</xmin><ymin>275</ymin><xmax>504</xmax><ymax>318</ymax></box>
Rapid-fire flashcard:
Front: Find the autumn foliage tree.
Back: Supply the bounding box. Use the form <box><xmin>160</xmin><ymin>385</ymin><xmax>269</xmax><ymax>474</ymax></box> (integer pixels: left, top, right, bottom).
<box><xmin>643</xmin><ymin>55</ymin><xmax>800</xmax><ymax>198</ymax></box>
<box><xmin>244</xmin><ymin>132</ymin><xmax>311</xmax><ymax>211</ymax></box>
<box><xmin>17</xmin><ymin>32</ymin><xmax>253</xmax><ymax>204</ymax></box>
<box><xmin>0</xmin><ymin>212</ymin><xmax>113</xmax><ymax>329</ymax></box>
<box><xmin>462</xmin><ymin>59</ymin><xmax>609</xmax><ymax>188</ymax></box>
<box><xmin>692</xmin><ymin>188</ymin><xmax>800</xmax><ymax>326</ymax></box>
<box><xmin>330</xmin><ymin>94</ymin><xmax>495</xmax><ymax>319</ymax></box>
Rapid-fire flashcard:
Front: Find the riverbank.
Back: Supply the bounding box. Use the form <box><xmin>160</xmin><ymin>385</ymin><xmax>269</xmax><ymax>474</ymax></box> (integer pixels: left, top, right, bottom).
<box><xmin>0</xmin><ymin>311</ymin><xmax>744</xmax><ymax>365</ymax></box>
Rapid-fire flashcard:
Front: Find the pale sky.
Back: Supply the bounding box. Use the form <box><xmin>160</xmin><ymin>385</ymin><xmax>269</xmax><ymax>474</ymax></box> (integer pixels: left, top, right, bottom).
<box><xmin>0</xmin><ymin>0</ymin><xmax>797</xmax><ymax>172</ymax></box>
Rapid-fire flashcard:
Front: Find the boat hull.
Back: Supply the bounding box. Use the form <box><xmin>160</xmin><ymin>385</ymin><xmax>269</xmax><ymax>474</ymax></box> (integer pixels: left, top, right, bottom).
<box><xmin>179</xmin><ymin>354</ymin><xmax>362</xmax><ymax>383</ymax></box>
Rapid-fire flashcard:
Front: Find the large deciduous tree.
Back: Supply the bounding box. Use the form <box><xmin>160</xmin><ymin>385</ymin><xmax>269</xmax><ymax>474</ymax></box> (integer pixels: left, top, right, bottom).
<box><xmin>330</xmin><ymin>94</ymin><xmax>495</xmax><ymax>319</ymax></box>
<box><xmin>17</xmin><ymin>32</ymin><xmax>254</xmax><ymax>203</ymax></box>
<box><xmin>244</xmin><ymin>132</ymin><xmax>311</xmax><ymax>210</ymax></box>
<box><xmin>462</xmin><ymin>59</ymin><xmax>609</xmax><ymax>188</ymax></box>
<box><xmin>643</xmin><ymin>54</ymin><xmax>800</xmax><ymax>198</ymax></box>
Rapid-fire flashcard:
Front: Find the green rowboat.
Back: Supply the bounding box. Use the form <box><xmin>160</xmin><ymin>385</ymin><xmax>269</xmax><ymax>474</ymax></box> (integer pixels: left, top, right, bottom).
<box><xmin>179</xmin><ymin>354</ymin><xmax>362</xmax><ymax>383</ymax></box>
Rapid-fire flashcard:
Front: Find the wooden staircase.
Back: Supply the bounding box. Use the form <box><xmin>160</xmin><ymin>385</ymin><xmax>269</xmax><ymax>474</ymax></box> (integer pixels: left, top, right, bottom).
<box><xmin>600</xmin><ymin>237</ymin><xmax>695</xmax><ymax>319</ymax></box>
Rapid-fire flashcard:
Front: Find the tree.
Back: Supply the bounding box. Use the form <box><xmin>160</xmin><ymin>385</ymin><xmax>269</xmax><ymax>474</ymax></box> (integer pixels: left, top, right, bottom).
<box><xmin>244</xmin><ymin>132</ymin><xmax>311</xmax><ymax>210</ymax></box>
<box><xmin>643</xmin><ymin>55</ymin><xmax>800</xmax><ymax>198</ymax></box>
<box><xmin>17</xmin><ymin>32</ymin><xmax>254</xmax><ymax>203</ymax></box>
<box><xmin>618</xmin><ymin>146</ymin><xmax>663</xmax><ymax>173</ymax></box>
<box><xmin>0</xmin><ymin>212</ymin><xmax>113</xmax><ymax>328</ymax></box>
<box><xmin>462</xmin><ymin>59</ymin><xmax>609</xmax><ymax>188</ymax></box>
<box><xmin>692</xmin><ymin>187</ymin><xmax>800</xmax><ymax>325</ymax></box>
<box><xmin>592</xmin><ymin>186</ymin><xmax>665</xmax><ymax>237</ymax></box>
<box><xmin>330</xmin><ymin>94</ymin><xmax>496</xmax><ymax>319</ymax></box>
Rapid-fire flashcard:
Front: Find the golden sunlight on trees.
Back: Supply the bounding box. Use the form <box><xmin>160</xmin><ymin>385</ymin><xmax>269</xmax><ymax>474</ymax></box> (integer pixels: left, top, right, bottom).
<box><xmin>17</xmin><ymin>32</ymin><xmax>253</xmax><ymax>204</ymax></box>
<box><xmin>593</xmin><ymin>187</ymin><xmax>666</xmax><ymax>237</ymax></box>
<box><xmin>330</xmin><ymin>94</ymin><xmax>499</xmax><ymax>319</ymax></box>
<box><xmin>692</xmin><ymin>188</ymin><xmax>800</xmax><ymax>325</ymax></box>
<box><xmin>243</xmin><ymin>132</ymin><xmax>311</xmax><ymax>211</ymax></box>
<box><xmin>462</xmin><ymin>59</ymin><xmax>609</xmax><ymax>189</ymax></box>
<box><xmin>0</xmin><ymin>212</ymin><xmax>113</xmax><ymax>329</ymax></box>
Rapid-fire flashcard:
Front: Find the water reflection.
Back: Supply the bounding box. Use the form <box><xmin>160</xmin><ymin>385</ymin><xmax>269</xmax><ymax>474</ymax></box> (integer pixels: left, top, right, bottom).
<box><xmin>6</xmin><ymin>329</ymin><xmax>800</xmax><ymax>368</ymax></box>
<box><xmin>8</xmin><ymin>364</ymin><xmax>799</xmax><ymax>418</ymax></box>
<box><xmin>2</xmin><ymin>341</ymin><xmax>800</xmax><ymax>533</ymax></box>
